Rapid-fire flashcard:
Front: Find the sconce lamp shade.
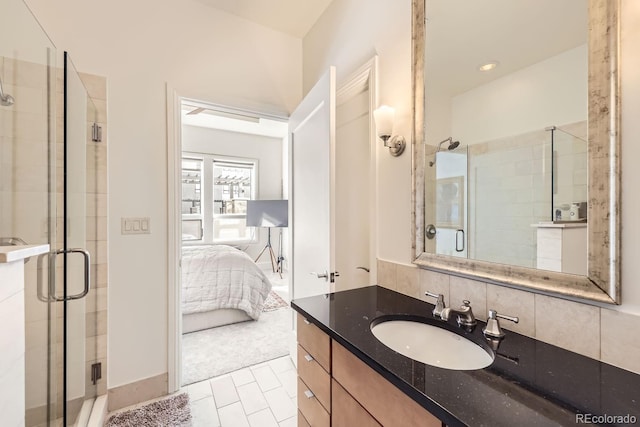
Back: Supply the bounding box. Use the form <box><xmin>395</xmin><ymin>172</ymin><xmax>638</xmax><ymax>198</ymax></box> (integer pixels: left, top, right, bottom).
<box><xmin>373</xmin><ymin>105</ymin><xmax>395</xmax><ymax>138</ymax></box>
<box><xmin>372</xmin><ymin>105</ymin><xmax>405</xmax><ymax>157</ymax></box>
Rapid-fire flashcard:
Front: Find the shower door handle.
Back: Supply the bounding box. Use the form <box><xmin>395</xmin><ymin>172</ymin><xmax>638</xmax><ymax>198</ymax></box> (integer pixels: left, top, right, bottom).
<box><xmin>455</xmin><ymin>229</ymin><xmax>465</xmax><ymax>253</ymax></box>
<box><xmin>50</xmin><ymin>248</ymin><xmax>91</xmax><ymax>301</ymax></box>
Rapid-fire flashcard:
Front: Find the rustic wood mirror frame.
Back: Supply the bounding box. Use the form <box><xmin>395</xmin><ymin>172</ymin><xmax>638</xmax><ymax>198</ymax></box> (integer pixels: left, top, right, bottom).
<box><xmin>412</xmin><ymin>0</ymin><xmax>621</xmax><ymax>304</ymax></box>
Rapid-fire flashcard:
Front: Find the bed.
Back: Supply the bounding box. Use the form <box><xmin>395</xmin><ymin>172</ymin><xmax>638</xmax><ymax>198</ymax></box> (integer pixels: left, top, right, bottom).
<box><xmin>181</xmin><ymin>245</ymin><xmax>272</xmax><ymax>333</ymax></box>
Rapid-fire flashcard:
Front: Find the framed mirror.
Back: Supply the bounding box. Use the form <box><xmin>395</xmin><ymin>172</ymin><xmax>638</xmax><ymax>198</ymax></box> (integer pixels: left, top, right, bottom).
<box><xmin>412</xmin><ymin>0</ymin><xmax>620</xmax><ymax>304</ymax></box>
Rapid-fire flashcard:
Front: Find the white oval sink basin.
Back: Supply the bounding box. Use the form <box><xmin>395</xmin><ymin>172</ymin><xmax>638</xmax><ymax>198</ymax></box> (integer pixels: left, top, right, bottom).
<box><xmin>371</xmin><ymin>319</ymin><xmax>494</xmax><ymax>370</ymax></box>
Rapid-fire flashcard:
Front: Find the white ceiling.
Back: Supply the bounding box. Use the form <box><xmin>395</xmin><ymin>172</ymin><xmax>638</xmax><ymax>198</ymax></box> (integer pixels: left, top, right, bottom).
<box><xmin>193</xmin><ymin>0</ymin><xmax>335</xmax><ymax>38</ymax></box>
<box><xmin>426</xmin><ymin>0</ymin><xmax>588</xmax><ymax>97</ymax></box>
<box><xmin>181</xmin><ymin>102</ymin><xmax>288</xmax><ymax>138</ymax></box>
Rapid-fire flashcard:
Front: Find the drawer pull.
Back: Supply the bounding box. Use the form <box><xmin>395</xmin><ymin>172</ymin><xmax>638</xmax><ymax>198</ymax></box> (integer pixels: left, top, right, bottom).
<box><xmin>304</xmin><ymin>354</ymin><xmax>314</xmax><ymax>362</ymax></box>
<box><xmin>304</xmin><ymin>389</ymin><xmax>315</xmax><ymax>399</ymax></box>
<box><xmin>303</xmin><ymin>318</ymin><xmax>311</xmax><ymax>325</ymax></box>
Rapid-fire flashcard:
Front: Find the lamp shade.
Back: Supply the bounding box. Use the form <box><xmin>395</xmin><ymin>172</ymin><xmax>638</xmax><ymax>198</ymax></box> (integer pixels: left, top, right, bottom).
<box><xmin>373</xmin><ymin>105</ymin><xmax>395</xmax><ymax>137</ymax></box>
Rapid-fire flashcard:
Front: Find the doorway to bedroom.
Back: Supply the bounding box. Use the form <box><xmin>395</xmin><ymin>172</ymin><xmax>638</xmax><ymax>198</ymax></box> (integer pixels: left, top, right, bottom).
<box><xmin>177</xmin><ymin>99</ymin><xmax>292</xmax><ymax>387</ymax></box>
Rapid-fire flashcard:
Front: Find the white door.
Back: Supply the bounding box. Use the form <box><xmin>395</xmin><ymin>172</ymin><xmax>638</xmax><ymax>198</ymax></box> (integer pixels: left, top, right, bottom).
<box><xmin>335</xmin><ymin>87</ymin><xmax>372</xmax><ymax>290</ymax></box>
<box><xmin>290</xmin><ymin>67</ymin><xmax>337</xmax><ymax>300</ymax></box>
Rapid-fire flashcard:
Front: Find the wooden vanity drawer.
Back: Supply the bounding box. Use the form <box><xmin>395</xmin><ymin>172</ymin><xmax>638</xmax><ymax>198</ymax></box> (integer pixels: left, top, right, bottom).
<box><xmin>298</xmin><ymin>411</ymin><xmax>311</xmax><ymax>427</ymax></box>
<box><xmin>297</xmin><ymin>313</ymin><xmax>331</xmax><ymax>372</ymax></box>
<box><xmin>333</xmin><ymin>342</ymin><xmax>442</xmax><ymax>427</ymax></box>
<box><xmin>297</xmin><ymin>344</ymin><xmax>331</xmax><ymax>411</ymax></box>
<box><xmin>332</xmin><ymin>379</ymin><xmax>381</xmax><ymax>427</ymax></box>
<box><xmin>298</xmin><ymin>377</ymin><xmax>330</xmax><ymax>427</ymax></box>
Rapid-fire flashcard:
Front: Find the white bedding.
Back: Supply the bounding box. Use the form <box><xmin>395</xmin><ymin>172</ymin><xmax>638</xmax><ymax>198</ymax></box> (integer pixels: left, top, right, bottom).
<box><xmin>181</xmin><ymin>245</ymin><xmax>272</xmax><ymax>320</ymax></box>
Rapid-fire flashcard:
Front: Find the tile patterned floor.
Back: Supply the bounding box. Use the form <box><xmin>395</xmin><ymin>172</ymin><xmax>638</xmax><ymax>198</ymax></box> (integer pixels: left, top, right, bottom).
<box><xmin>187</xmin><ymin>355</ymin><xmax>297</xmax><ymax>427</ymax></box>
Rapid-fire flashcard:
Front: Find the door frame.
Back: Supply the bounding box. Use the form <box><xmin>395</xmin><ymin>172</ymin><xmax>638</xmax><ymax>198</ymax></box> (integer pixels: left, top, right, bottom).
<box><xmin>166</xmin><ymin>85</ymin><xmax>182</xmax><ymax>393</ymax></box>
<box><xmin>166</xmin><ymin>87</ymin><xmax>290</xmax><ymax>392</ymax></box>
<box><xmin>335</xmin><ymin>56</ymin><xmax>379</xmax><ymax>284</ymax></box>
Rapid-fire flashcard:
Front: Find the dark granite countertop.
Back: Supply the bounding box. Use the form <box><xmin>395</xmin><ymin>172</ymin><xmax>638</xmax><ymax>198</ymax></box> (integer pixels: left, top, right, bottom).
<box><xmin>291</xmin><ymin>286</ymin><xmax>640</xmax><ymax>427</ymax></box>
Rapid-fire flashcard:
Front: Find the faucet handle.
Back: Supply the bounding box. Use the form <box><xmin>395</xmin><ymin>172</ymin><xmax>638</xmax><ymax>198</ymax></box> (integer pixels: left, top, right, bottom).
<box><xmin>483</xmin><ymin>309</ymin><xmax>519</xmax><ymax>339</ymax></box>
<box><xmin>424</xmin><ymin>291</ymin><xmax>446</xmax><ymax>318</ymax></box>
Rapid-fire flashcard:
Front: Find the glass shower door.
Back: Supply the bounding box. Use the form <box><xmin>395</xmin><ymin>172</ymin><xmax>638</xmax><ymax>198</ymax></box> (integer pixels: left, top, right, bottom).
<box><xmin>433</xmin><ymin>147</ymin><xmax>468</xmax><ymax>258</ymax></box>
<box><xmin>0</xmin><ymin>0</ymin><xmax>60</xmax><ymax>425</ymax></box>
<box><xmin>63</xmin><ymin>53</ymin><xmax>98</xmax><ymax>426</ymax></box>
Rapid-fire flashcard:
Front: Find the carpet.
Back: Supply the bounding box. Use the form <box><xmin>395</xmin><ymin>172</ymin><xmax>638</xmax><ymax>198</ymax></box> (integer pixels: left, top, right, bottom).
<box><xmin>105</xmin><ymin>393</ymin><xmax>191</xmax><ymax>427</ymax></box>
<box><xmin>263</xmin><ymin>290</ymin><xmax>289</xmax><ymax>312</ymax></box>
<box><xmin>182</xmin><ymin>307</ymin><xmax>291</xmax><ymax>385</ymax></box>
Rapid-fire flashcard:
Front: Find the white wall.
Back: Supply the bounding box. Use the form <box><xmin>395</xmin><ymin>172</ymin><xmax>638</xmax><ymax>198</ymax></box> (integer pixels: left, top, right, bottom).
<box><xmin>25</xmin><ymin>0</ymin><xmax>302</xmax><ymax>389</ymax></box>
<box><xmin>620</xmin><ymin>0</ymin><xmax>640</xmax><ymax>315</ymax></box>
<box><xmin>182</xmin><ymin>125</ymin><xmax>285</xmax><ymax>261</ymax></box>
<box><xmin>451</xmin><ymin>44</ymin><xmax>587</xmax><ymax>145</ymax></box>
<box><xmin>303</xmin><ymin>0</ymin><xmax>413</xmax><ymax>264</ymax></box>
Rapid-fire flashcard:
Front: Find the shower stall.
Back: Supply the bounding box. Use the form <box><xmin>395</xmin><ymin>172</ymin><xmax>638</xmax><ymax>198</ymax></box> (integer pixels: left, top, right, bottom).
<box><xmin>1</xmin><ymin>0</ymin><xmax>104</xmax><ymax>425</ymax></box>
<box><xmin>428</xmin><ymin>122</ymin><xmax>588</xmax><ymax>270</ymax></box>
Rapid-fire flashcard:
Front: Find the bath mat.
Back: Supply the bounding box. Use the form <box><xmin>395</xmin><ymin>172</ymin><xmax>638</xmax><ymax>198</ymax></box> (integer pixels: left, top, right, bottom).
<box><xmin>105</xmin><ymin>393</ymin><xmax>191</xmax><ymax>427</ymax></box>
<box><xmin>263</xmin><ymin>290</ymin><xmax>289</xmax><ymax>312</ymax></box>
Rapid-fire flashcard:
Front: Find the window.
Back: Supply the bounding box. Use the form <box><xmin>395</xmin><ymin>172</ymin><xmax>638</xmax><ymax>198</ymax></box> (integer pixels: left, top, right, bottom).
<box><xmin>182</xmin><ymin>153</ymin><xmax>258</xmax><ymax>244</ymax></box>
<box><xmin>181</xmin><ymin>157</ymin><xmax>203</xmax><ymax>241</ymax></box>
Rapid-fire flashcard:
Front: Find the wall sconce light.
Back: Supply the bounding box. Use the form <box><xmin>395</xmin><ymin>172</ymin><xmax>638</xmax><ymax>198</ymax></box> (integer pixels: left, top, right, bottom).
<box><xmin>373</xmin><ymin>105</ymin><xmax>406</xmax><ymax>157</ymax></box>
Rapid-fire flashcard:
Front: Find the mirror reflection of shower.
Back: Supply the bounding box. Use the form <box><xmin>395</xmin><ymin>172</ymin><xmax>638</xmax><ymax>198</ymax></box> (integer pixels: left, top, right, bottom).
<box><xmin>544</xmin><ymin>125</ymin><xmax>588</xmax><ymax>143</ymax></box>
<box><xmin>0</xmin><ymin>77</ymin><xmax>15</xmax><ymax>106</ymax></box>
<box><xmin>429</xmin><ymin>137</ymin><xmax>460</xmax><ymax>167</ymax></box>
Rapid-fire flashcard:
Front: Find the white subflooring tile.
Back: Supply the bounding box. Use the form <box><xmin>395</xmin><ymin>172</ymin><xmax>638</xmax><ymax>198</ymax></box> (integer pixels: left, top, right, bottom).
<box><xmin>247</xmin><ymin>408</ymin><xmax>280</xmax><ymax>427</ymax></box>
<box><xmin>191</xmin><ymin>397</ymin><xmax>221</xmax><ymax>427</ymax></box>
<box><xmin>252</xmin><ymin>364</ymin><xmax>282</xmax><ymax>392</ymax></box>
<box><xmin>263</xmin><ymin>387</ymin><xmax>297</xmax><ymax>422</ymax></box>
<box><xmin>231</xmin><ymin>367</ymin><xmax>255</xmax><ymax>387</ymax></box>
<box><xmin>237</xmin><ymin>382</ymin><xmax>269</xmax><ymax>415</ymax></box>
<box><xmin>107</xmin><ymin>355</ymin><xmax>297</xmax><ymax>427</ymax></box>
<box><xmin>211</xmin><ymin>376</ymin><xmax>240</xmax><ymax>408</ymax></box>
<box><xmin>218</xmin><ymin>402</ymin><xmax>250</xmax><ymax>427</ymax></box>
<box><xmin>278</xmin><ymin>415</ymin><xmax>297</xmax><ymax>427</ymax></box>
<box><xmin>187</xmin><ymin>355</ymin><xmax>297</xmax><ymax>427</ymax></box>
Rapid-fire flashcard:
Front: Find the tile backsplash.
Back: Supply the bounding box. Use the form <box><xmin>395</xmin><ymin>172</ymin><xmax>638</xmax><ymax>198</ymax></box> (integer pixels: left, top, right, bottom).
<box><xmin>378</xmin><ymin>259</ymin><xmax>640</xmax><ymax>375</ymax></box>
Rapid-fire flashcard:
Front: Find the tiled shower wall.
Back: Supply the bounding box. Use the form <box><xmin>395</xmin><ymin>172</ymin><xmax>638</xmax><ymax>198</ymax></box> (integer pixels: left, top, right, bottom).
<box><xmin>466</xmin><ymin>120</ymin><xmax>587</xmax><ymax>268</ymax></box>
<box><xmin>80</xmin><ymin>70</ymin><xmax>108</xmax><ymax>400</ymax></box>
<box><xmin>0</xmin><ymin>54</ymin><xmax>58</xmax><ymax>426</ymax></box>
<box><xmin>377</xmin><ymin>259</ymin><xmax>640</xmax><ymax>376</ymax></box>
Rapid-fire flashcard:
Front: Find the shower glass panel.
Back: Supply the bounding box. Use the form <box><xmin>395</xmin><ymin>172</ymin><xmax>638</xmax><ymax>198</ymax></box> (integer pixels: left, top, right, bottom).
<box><xmin>433</xmin><ymin>147</ymin><xmax>468</xmax><ymax>259</ymax></box>
<box><xmin>469</xmin><ymin>131</ymin><xmax>551</xmax><ymax>268</ymax></box>
<box><xmin>551</xmin><ymin>127</ymin><xmax>588</xmax><ymax>221</ymax></box>
<box><xmin>430</xmin><ymin>128</ymin><xmax>554</xmax><ymax>269</ymax></box>
<box><xmin>0</xmin><ymin>0</ymin><xmax>59</xmax><ymax>424</ymax></box>
<box><xmin>63</xmin><ymin>53</ymin><xmax>99</xmax><ymax>426</ymax></box>
<box><xmin>430</xmin><ymin>122</ymin><xmax>591</xmax><ymax>269</ymax></box>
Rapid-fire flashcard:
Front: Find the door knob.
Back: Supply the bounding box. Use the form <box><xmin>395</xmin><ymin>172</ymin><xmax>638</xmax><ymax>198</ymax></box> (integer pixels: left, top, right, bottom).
<box><xmin>311</xmin><ymin>271</ymin><xmax>329</xmax><ymax>281</ymax></box>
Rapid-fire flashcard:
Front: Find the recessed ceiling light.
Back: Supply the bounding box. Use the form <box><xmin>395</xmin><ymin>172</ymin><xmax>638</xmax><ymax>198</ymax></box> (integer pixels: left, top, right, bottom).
<box><xmin>478</xmin><ymin>61</ymin><xmax>499</xmax><ymax>72</ymax></box>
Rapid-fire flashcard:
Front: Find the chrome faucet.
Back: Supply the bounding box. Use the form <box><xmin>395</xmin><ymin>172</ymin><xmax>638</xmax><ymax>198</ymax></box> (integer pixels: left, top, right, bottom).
<box><xmin>424</xmin><ymin>291</ymin><xmax>446</xmax><ymax>318</ymax></box>
<box><xmin>425</xmin><ymin>293</ymin><xmax>476</xmax><ymax>327</ymax></box>
<box><xmin>483</xmin><ymin>309</ymin><xmax>519</xmax><ymax>339</ymax></box>
<box><xmin>441</xmin><ymin>300</ymin><xmax>476</xmax><ymax>327</ymax></box>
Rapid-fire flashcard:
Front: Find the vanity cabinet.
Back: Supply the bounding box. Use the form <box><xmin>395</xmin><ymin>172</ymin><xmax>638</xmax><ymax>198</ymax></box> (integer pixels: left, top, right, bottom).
<box><xmin>332</xmin><ymin>342</ymin><xmax>443</xmax><ymax>427</ymax></box>
<box><xmin>296</xmin><ymin>313</ymin><xmax>444</xmax><ymax>427</ymax></box>
<box><xmin>332</xmin><ymin>379</ymin><xmax>380</xmax><ymax>427</ymax></box>
<box><xmin>296</xmin><ymin>313</ymin><xmax>331</xmax><ymax>426</ymax></box>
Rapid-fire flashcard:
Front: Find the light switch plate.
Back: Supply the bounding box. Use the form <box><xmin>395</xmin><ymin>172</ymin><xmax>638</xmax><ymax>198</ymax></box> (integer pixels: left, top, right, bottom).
<box><xmin>121</xmin><ymin>217</ymin><xmax>151</xmax><ymax>235</ymax></box>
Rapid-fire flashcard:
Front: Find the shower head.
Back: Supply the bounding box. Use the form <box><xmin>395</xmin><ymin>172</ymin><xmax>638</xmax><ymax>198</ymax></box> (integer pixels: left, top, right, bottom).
<box><xmin>0</xmin><ymin>77</ymin><xmax>14</xmax><ymax>107</ymax></box>
<box><xmin>428</xmin><ymin>137</ymin><xmax>460</xmax><ymax>166</ymax></box>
